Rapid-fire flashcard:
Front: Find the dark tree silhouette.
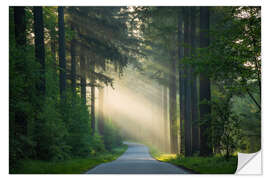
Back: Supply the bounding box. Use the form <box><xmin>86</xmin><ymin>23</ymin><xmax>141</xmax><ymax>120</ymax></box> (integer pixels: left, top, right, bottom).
<box><xmin>14</xmin><ymin>7</ymin><xmax>26</xmax><ymax>46</ymax></box>
<box><xmin>91</xmin><ymin>61</ymin><xmax>96</xmax><ymax>135</ymax></box>
<box><xmin>34</xmin><ymin>7</ymin><xmax>45</xmax><ymax>95</ymax></box>
<box><xmin>190</xmin><ymin>7</ymin><xmax>200</xmax><ymax>154</ymax></box>
<box><xmin>178</xmin><ymin>8</ymin><xmax>185</xmax><ymax>155</ymax></box>
<box><xmin>184</xmin><ymin>7</ymin><xmax>192</xmax><ymax>157</ymax></box>
<box><xmin>70</xmin><ymin>23</ymin><xmax>77</xmax><ymax>98</ymax></box>
<box><xmin>199</xmin><ymin>6</ymin><xmax>212</xmax><ymax>156</ymax></box>
<box><xmin>80</xmin><ymin>52</ymin><xmax>86</xmax><ymax>104</ymax></box>
<box><xmin>169</xmin><ymin>50</ymin><xmax>177</xmax><ymax>154</ymax></box>
<box><xmin>12</xmin><ymin>6</ymin><xmax>27</xmax><ymax>141</ymax></box>
<box><xmin>58</xmin><ymin>7</ymin><xmax>66</xmax><ymax>103</ymax></box>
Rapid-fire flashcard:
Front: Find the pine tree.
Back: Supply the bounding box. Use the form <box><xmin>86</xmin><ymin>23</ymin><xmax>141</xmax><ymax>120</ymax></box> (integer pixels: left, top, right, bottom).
<box><xmin>184</xmin><ymin>7</ymin><xmax>192</xmax><ymax>157</ymax></box>
<box><xmin>199</xmin><ymin>6</ymin><xmax>212</xmax><ymax>156</ymax></box>
<box><xmin>58</xmin><ymin>7</ymin><xmax>67</xmax><ymax>104</ymax></box>
<box><xmin>14</xmin><ymin>7</ymin><xmax>26</xmax><ymax>46</ymax></box>
<box><xmin>34</xmin><ymin>7</ymin><xmax>45</xmax><ymax>95</ymax></box>
<box><xmin>190</xmin><ymin>7</ymin><xmax>200</xmax><ymax>154</ymax></box>
<box><xmin>70</xmin><ymin>23</ymin><xmax>77</xmax><ymax>98</ymax></box>
<box><xmin>169</xmin><ymin>49</ymin><xmax>178</xmax><ymax>154</ymax></box>
<box><xmin>178</xmin><ymin>8</ymin><xmax>185</xmax><ymax>155</ymax></box>
<box><xmin>163</xmin><ymin>85</ymin><xmax>169</xmax><ymax>152</ymax></box>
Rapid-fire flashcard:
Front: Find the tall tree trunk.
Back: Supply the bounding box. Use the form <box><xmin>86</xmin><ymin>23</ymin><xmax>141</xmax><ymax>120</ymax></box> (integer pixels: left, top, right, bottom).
<box><xmin>13</xmin><ymin>7</ymin><xmax>27</xmax><ymax>134</ymax></box>
<box><xmin>12</xmin><ymin>7</ymin><xmax>28</xmax><ymax>158</ymax></box>
<box><xmin>58</xmin><ymin>7</ymin><xmax>66</xmax><ymax>104</ymax></box>
<box><xmin>34</xmin><ymin>7</ymin><xmax>45</xmax><ymax>96</ymax></box>
<box><xmin>163</xmin><ymin>85</ymin><xmax>168</xmax><ymax>152</ymax></box>
<box><xmin>98</xmin><ymin>87</ymin><xmax>104</xmax><ymax>136</ymax></box>
<box><xmin>80</xmin><ymin>53</ymin><xmax>86</xmax><ymax>104</ymax></box>
<box><xmin>199</xmin><ymin>7</ymin><xmax>212</xmax><ymax>156</ymax></box>
<box><xmin>190</xmin><ymin>7</ymin><xmax>200</xmax><ymax>154</ymax></box>
<box><xmin>150</xmin><ymin>96</ymin><xmax>154</xmax><ymax>146</ymax></box>
<box><xmin>11</xmin><ymin>7</ymin><xmax>27</xmax><ymax>167</ymax></box>
<box><xmin>70</xmin><ymin>23</ymin><xmax>76</xmax><ymax>98</ymax></box>
<box><xmin>158</xmin><ymin>85</ymin><xmax>163</xmax><ymax>151</ymax></box>
<box><xmin>184</xmin><ymin>7</ymin><xmax>192</xmax><ymax>157</ymax></box>
<box><xmin>33</xmin><ymin>6</ymin><xmax>46</xmax><ymax>159</ymax></box>
<box><xmin>169</xmin><ymin>50</ymin><xmax>178</xmax><ymax>154</ymax></box>
<box><xmin>91</xmin><ymin>61</ymin><xmax>96</xmax><ymax>135</ymax></box>
<box><xmin>178</xmin><ymin>8</ymin><xmax>185</xmax><ymax>155</ymax></box>
<box><xmin>14</xmin><ymin>7</ymin><xmax>26</xmax><ymax>46</ymax></box>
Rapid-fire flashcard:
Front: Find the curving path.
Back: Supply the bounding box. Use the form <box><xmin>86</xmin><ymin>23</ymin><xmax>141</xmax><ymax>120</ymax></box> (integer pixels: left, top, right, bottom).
<box><xmin>86</xmin><ymin>141</ymin><xmax>190</xmax><ymax>174</ymax></box>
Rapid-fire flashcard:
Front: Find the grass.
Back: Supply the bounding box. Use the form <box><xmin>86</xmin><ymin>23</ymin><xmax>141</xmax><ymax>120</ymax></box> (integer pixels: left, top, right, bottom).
<box><xmin>10</xmin><ymin>144</ymin><xmax>128</xmax><ymax>174</ymax></box>
<box><xmin>149</xmin><ymin>147</ymin><xmax>238</xmax><ymax>174</ymax></box>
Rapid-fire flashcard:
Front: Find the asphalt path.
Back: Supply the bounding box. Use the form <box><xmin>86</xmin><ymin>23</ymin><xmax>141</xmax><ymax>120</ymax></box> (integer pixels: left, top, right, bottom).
<box><xmin>86</xmin><ymin>141</ymin><xmax>190</xmax><ymax>174</ymax></box>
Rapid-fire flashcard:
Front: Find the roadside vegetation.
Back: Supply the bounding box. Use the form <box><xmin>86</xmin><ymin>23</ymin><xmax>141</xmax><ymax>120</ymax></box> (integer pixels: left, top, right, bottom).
<box><xmin>11</xmin><ymin>144</ymin><xmax>127</xmax><ymax>174</ymax></box>
<box><xmin>149</xmin><ymin>147</ymin><xmax>237</xmax><ymax>174</ymax></box>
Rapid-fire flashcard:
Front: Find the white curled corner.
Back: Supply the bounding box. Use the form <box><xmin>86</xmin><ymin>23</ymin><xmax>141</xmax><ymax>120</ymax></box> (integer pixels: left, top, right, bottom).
<box><xmin>235</xmin><ymin>150</ymin><xmax>262</xmax><ymax>175</ymax></box>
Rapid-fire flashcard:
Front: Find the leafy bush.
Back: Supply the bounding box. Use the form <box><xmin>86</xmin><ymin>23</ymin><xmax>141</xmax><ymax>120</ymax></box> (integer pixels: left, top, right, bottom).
<box><xmin>103</xmin><ymin>122</ymin><xmax>123</xmax><ymax>151</ymax></box>
<box><xmin>211</xmin><ymin>90</ymin><xmax>242</xmax><ymax>159</ymax></box>
<box><xmin>36</xmin><ymin>97</ymin><xmax>71</xmax><ymax>161</ymax></box>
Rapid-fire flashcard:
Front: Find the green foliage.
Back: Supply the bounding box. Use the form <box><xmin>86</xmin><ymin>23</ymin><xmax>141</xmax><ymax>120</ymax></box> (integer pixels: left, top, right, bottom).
<box><xmin>190</xmin><ymin>7</ymin><xmax>261</xmax><ymax>107</ymax></box>
<box><xmin>103</xmin><ymin>121</ymin><xmax>123</xmax><ymax>151</ymax></box>
<box><xmin>64</xmin><ymin>94</ymin><xmax>93</xmax><ymax>157</ymax></box>
<box><xmin>183</xmin><ymin>6</ymin><xmax>261</xmax><ymax>156</ymax></box>
<box><xmin>36</xmin><ymin>97</ymin><xmax>71</xmax><ymax>161</ymax></box>
<box><xmin>66</xmin><ymin>7</ymin><xmax>140</xmax><ymax>79</ymax></box>
<box><xmin>10</xmin><ymin>144</ymin><xmax>128</xmax><ymax>174</ymax></box>
<box><xmin>131</xmin><ymin>7</ymin><xmax>178</xmax><ymax>86</ymax></box>
<box><xmin>9</xmin><ymin>26</ymin><xmax>39</xmax><ymax>167</ymax></box>
<box><xmin>232</xmin><ymin>94</ymin><xmax>261</xmax><ymax>152</ymax></box>
<box><xmin>211</xmin><ymin>90</ymin><xmax>242</xmax><ymax>158</ymax></box>
<box><xmin>168</xmin><ymin>156</ymin><xmax>237</xmax><ymax>174</ymax></box>
<box><xmin>10</xmin><ymin>6</ymin><xmax>126</xmax><ymax>173</ymax></box>
<box><xmin>149</xmin><ymin>147</ymin><xmax>237</xmax><ymax>174</ymax></box>
<box><xmin>89</xmin><ymin>133</ymin><xmax>106</xmax><ymax>155</ymax></box>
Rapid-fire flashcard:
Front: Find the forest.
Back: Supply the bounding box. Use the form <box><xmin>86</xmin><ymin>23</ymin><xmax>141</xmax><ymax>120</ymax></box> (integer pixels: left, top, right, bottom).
<box><xmin>9</xmin><ymin>6</ymin><xmax>261</xmax><ymax>174</ymax></box>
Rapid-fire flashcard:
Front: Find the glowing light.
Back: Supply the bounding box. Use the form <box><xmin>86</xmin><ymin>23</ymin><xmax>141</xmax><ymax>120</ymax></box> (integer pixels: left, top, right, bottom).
<box><xmin>94</xmin><ymin>66</ymin><xmax>170</xmax><ymax>151</ymax></box>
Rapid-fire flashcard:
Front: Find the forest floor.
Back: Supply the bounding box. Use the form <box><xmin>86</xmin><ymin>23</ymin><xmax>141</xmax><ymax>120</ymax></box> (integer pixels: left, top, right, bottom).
<box><xmin>149</xmin><ymin>147</ymin><xmax>238</xmax><ymax>174</ymax></box>
<box><xmin>86</xmin><ymin>141</ymin><xmax>190</xmax><ymax>174</ymax></box>
<box><xmin>10</xmin><ymin>144</ymin><xmax>128</xmax><ymax>174</ymax></box>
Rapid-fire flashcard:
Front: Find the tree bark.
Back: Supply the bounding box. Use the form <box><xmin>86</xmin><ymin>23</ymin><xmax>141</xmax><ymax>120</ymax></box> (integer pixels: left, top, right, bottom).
<box><xmin>13</xmin><ymin>7</ymin><xmax>27</xmax><ymax>137</ymax></box>
<box><xmin>91</xmin><ymin>61</ymin><xmax>96</xmax><ymax>135</ymax></box>
<box><xmin>184</xmin><ymin>7</ymin><xmax>192</xmax><ymax>157</ymax></box>
<box><xmin>34</xmin><ymin>7</ymin><xmax>45</xmax><ymax>96</ymax></box>
<box><xmin>58</xmin><ymin>7</ymin><xmax>66</xmax><ymax>104</ymax></box>
<box><xmin>33</xmin><ymin>6</ymin><xmax>46</xmax><ymax>159</ymax></box>
<box><xmin>190</xmin><ymin>7</ymin><xmax>200</xmax><ymax>154</ymax></box>
<box><xmin>70</xmin><ymin>23</ymin><xmax>76</xmax><ymax>98</ymax></box>
<box><xmin>163</xmin><ymin>85</ymin><xmax>169</xmax><ymax>152</ymax></box>
<box><xmin>169</xmin><ymin>50</ymin><xmax>178</xmax><ymax>154</ymax></box>
<box><xmin>199</xmin><ymin>7</ymin><xmax>212</xmax><ymax>156</ymax></box>
<box><xmin>80</xmin><ymin>53</ymin><xmax>86</xmax><ymax>104</ymax></box>
<box><xmin>14</xmin><ymin>7</ymin><xmax>26</xmax><ymax>46</ymax></box>
<box><xmin>98</xmin><ymin>87</ymin><xmax>104</xmax><ymax>136</ymax></box>
<box><xmin>178</xmin><ymin>8</ymin><xmax>185</xmax><ymax>155</ymax></box>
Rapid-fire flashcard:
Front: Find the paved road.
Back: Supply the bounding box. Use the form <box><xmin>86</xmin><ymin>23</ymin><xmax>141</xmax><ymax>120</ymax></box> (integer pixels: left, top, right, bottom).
<box><xmin>86</xmin><ymin>142</ymin><xmax>190</xmax><ymax>174</ymax></box>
